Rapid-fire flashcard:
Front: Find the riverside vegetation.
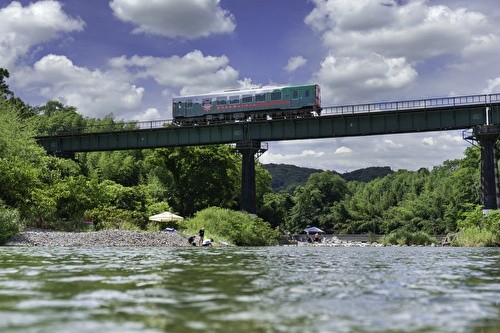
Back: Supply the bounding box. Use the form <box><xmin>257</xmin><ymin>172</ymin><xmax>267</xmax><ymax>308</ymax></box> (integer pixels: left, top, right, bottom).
<box><xmin>0</xmin><ymin>68</ymin><xmax>499</xmax><ymax>247</ymax></box>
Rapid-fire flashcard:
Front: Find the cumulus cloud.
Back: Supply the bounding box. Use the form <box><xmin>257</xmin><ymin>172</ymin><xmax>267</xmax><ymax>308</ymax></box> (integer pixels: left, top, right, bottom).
<box><xmin>109</xmin><ymin>50</ymin><xmax>254</xmax><ymax>95</ymax></box>
<box><xmin>284</xmin><ymin>56</ymin><xmax>308</xmax><ymax>73</ymax></box>
<box><xmin>306</xmin><ymin>0</ymin><xmax>492</xmax><ymax>62</ymax></box>
<box><xmin>109</xmin><ymin>0</ymin><xmax>235</xmax><ymax>39</ymax></box>
<box><xmin>334</xmin><ymin>146</ymin><xmax>352</xmax><ymax>154</ymax></box>
<box><xmin>485</xmin><ymin>77</ymin><xmax>500</xmax><ymax>94</ymax></box>
<box><xmin>261</xmin><ymin>149</ymin><xmax>325</xmax><ymax>166</ymax></box>
<box><xmin>421</xmin><ymin>133</ymin><xmax>462</xmax><ymax>150</ymax></box>
<box><xmin>0</xmin><ymin>0</ymin><xmax>84</xmax><ymax>68</ymax></box>
<box><xmin>133</xmin><ymin>108</ymin><xmax>162</xmax><ymax>121</ymax></box>
<box><xmin>305</xmin><ymin>0</ymin><xmax>500</xmax><ymax>104</ymax></box>
<box><xmin>422</xmin><ymin>137</ymin><xmax>436</xmax><ymax>146</ymax></box>
<box><xmin>14</xmin><ymin>54</ymin><xmax>145</xmax><ymax>119</ymax></box>
<box><xmin>313</xmin><ymin>53</ymin><xmax>417</xmax><ymax>102</ymax></box>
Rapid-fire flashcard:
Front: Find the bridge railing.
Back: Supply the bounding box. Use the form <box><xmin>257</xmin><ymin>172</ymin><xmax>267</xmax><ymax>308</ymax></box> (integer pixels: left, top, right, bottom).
<box><xmin>36</xmin><ymin>119</ymin><xmax>176</xmax><ymax>137</ymax></box>
<box><xmin>322</xmin><ymin>93</ymin><xmax>493</xmax><ymax>115</ymax></box>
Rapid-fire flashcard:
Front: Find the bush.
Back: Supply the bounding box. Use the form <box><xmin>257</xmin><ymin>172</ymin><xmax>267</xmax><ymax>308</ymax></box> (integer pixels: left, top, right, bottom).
<box><xmin>453</xmin><ymin>205</ymin><xmax>500</xmax><ymax>247</ymax></box>
<box><xmin>0</xmin><ymin>205</ymin><xmax>21</xmax><ymax>244</ymax></box>
<box><xmin>185</xmin><ymin>207</ymin><xmax>281</xmax><ymax>246</ymax></box>
<box><xmin>86</xmin><ymin>206</ymin><xmax>145</xmax><ymax>231</ymax></box>
<box><xmin>451</xmin><ymin>226</ymin><xmax>499</xmax><ymax>247</ymax></box>
<box><xmin>380</xmin><ymin>230</ymin><xmax>438</xmax><ymax>246</ymax></box>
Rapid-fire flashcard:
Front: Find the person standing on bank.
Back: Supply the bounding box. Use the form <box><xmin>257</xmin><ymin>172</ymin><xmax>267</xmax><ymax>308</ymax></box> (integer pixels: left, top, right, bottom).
<box><xmin>198</xmin><ymin>227</ymin><xmax>205</xmax><ymax>246</ymax></box>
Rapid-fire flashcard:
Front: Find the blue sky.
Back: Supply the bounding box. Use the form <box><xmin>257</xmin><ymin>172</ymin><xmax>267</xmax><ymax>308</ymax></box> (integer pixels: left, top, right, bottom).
<box><xmin>2</xmin><ymin>0</ymin><xmax>500</xmax><ymax>172</ymax></box>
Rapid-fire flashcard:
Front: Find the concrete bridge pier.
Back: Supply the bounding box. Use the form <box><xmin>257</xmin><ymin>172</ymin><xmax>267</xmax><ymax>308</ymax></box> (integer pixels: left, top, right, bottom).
<box><xmin>235</xmin><ymin>141</ymin><xmax>267</xmax><ymax>214</ymax></box>
<box><xmin>471</xmin><ymin>125</ymin><xmax>500</xmax><ymax>209</ymax></box>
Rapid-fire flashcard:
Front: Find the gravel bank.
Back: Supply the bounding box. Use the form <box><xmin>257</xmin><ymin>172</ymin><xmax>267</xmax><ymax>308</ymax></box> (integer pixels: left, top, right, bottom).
<box><xmin>284</xmin><ymin>236</ymin><xmax>439</xmax><ymax>247</ymax></box>
<box><xmin>3</xmin><ymin>229</ymin><xmax>193</xmax><ymax>247</ymax></box>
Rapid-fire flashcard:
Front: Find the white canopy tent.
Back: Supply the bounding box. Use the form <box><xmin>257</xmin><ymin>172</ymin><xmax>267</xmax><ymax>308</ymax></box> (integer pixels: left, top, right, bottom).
<box><xmin>149</xmin><ymin>211</ymin><xmax>184</xmax><ymax>222</ymax></box>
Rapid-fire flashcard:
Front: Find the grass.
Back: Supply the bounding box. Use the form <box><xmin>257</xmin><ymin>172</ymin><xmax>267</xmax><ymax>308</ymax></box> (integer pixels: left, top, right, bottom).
<box><xmin>451</xmin><ymin>227</ymin><xmax>499</xmax><ymax>247</ymax></box>
<box><xmin>379</xmin><ymin>230</ymin><xmax>438</xmax><ymax>246</ymax></box>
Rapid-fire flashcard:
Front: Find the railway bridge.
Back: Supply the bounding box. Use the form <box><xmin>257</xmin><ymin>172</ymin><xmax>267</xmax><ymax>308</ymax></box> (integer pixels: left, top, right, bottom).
<box><xmin>35</xmin><ymin>93</ymin><xmax>500</xmax><ymax>214</ymax></box>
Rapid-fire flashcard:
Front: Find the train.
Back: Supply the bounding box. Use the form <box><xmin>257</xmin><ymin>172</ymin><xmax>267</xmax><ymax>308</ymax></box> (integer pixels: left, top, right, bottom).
<box><xmin>172</xmin><ymin>84</ymin><xmax>321</xmax><ymax>125</ymax></box>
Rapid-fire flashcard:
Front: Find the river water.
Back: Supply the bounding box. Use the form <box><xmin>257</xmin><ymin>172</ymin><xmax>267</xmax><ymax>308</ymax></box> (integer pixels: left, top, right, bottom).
<box><xmin>1</xmin><ymin>246</ymin><xmax>500</xmax><ymax>333</ymax></box>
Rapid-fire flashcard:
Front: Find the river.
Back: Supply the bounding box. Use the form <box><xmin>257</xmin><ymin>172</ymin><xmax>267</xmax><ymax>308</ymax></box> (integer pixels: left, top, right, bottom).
<box><xmin>1</xmin><ymin>246</ymin><xmax>499</xmax><ymax>333</ymax></box>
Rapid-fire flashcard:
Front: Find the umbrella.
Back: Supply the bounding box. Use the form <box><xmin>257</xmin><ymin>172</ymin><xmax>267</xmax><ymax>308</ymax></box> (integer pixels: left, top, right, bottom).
<box><xmin>149</xmin><ymin>211</ymin><xmax>184</xmax><ymax>222</ymax></box>
<box><xmin>304</xmin><ymin>226</ymin><xmax>325</xmax><ymax>234</ymax></box>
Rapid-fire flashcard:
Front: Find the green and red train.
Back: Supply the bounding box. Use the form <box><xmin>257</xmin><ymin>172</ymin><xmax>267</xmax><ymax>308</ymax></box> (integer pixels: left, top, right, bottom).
<box><xmin>172</xmin><ymin>84</ymin><xmax>321</xmax><ymax>125</ymax></box>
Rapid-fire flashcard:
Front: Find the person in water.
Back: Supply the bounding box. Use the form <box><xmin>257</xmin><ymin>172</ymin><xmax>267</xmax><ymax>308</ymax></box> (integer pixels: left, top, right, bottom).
<box><xmin>188</xmin><ymin>234</ymin><xmax>196</xmax><ymax>246</ymax></box>
<box><xmin>198</xmin><ymin>227</ymin><xmax>205</xmax><ymax>246</ymax></box>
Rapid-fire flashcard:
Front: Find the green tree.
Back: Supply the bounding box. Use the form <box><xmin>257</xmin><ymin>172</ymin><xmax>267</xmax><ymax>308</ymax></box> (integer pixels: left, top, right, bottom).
<box><xmin>0</xmin><ymin>68</ymin><xmax>13</xmax><ymax>98</ymax></box>
<box><xmin>258</xmin><ymin>192</ymin><xmax>294</xmax><ymax>228</ymax></box>
<box><xmin>30</xmin><ymin>100</ymin><xmax>86</xmax><ymax>135</ymax></box>
<box><xmin>145</xmin><ymin>145</ymin><xmax>241</xmax><ymax>216</ymax></box>
<box><xmin>288</xmin><ymin>171</ymin><xmax>348</xmax><ymax>233</ymax></box>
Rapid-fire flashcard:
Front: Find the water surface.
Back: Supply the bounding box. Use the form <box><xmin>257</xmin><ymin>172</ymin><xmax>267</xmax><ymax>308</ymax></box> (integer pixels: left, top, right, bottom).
<box><xmin>1</xmin><ymin>246</ymin><xmax>500</xmax><ymax>332</ymax></box>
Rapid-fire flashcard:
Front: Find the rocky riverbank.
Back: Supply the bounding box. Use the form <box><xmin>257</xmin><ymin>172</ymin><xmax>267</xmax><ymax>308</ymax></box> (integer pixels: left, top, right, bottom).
<box><xmin>284</xmin><ymin>236</ymin><xmax>439</xmax><ymax>247</ymax></box>
<box><xmin>3</xmin><ymin>229</ymin><xmax>193</xmax><ymax>247</ymax></box>
<box><xmin>4</xmin><ymin>229</ymin><xmax>441</xmax><ymax>247</ymax></box>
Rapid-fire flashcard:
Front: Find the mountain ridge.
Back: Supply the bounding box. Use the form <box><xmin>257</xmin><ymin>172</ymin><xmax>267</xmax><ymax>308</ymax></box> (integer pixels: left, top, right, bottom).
<box><xmin>262</xmin><ymin>163</ymin><xmax>394</xmax><ymax>194</ymax></box>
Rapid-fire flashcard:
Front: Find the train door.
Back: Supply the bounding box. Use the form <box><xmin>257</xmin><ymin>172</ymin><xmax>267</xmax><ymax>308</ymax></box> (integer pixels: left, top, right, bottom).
<box><xmin>186</xmin><ymin>99</ymin><xmax>195</xmax><ymax>117</ymax></box>
<box><xmin>291</xmin><ymin>89</ymin><xmax>300</xmax><ymax>108</ymax></box>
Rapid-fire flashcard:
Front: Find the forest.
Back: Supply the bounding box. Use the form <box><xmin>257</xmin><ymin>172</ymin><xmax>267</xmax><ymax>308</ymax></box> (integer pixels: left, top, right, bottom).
<box><xmin>0</xmin><ymin>68</ymin><xmax>499</xmax><ymax>246</ymax></box>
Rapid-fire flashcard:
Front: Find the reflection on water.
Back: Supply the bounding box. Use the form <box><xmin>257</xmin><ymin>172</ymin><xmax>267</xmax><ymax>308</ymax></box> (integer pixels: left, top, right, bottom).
<box><xmin>1</xmin><ymin>246</ymin><xmax>500</xmax><ymax>332</ymax></box>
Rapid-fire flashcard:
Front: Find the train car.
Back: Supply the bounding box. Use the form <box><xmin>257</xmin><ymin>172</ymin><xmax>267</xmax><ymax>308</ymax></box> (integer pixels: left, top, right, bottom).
<box><xmin>172</xmin><ymin>84</ymin><xmax>321</xmax><ymax>125</ymax></box>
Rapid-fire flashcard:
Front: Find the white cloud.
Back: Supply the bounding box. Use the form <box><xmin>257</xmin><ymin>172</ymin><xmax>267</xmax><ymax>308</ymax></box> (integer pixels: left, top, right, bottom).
<box><xmin>422</xmin><ymin>137</ymin><xmax>435</xmax><ymax>146</ymax></box>
<box><xmin>261</xmin><ymin>149</ymin><xmax>325</xmax><ymax>166</ymax></box>
<box><xmin>110</xmin><ymin>50</ymin><xmax>254</xmax><ymax>95</ymax></box>
<box><xmin>302</xmin><ymin>150</ymin><xmax>325</xmax><ymax>157</ymax></box>
<box><xmin>334</xmin><ymin>146</ymin><xmax>352</xmax><ymax>154</ymax></box>
<box><xmin>109</xmin><ymin>0</ymin><xmax>235</xmax><ymax>39</ymax></box>
<box><xmin>0</xmin><ymin>0</ymin><xmax>84</xmax><ymax>68</ymax></box>
<box><xmin>133</xmin><ymin>108</ymin><xmax>162</xmax><ymax>121</ymax></box>
<box><xmin>284</xmin><ymin>56</ymin><xmax>308</xmax><ymax>73</ymax></box>
<box><xmin>305</xmin><ymin>0</ymin><xmax>500</xmax><ymax>104</ymax></box>
<box><xmin>305</xmin><ymin>0</ymin><xmax>493</xmax><ymax>63</ymax></box>
<box><xmin>14</xmin><ymin>54</ymin><xmax>145</xmax><ymax>119</ymax></box>
<box><xmin>313</xmin><ymin>53</ymin><xmax>417</xmax><ymax>103</ymax></box>
<box><xmin>485</xmin><ymin>77</ymin><xmax>500</xmax><ymax>94</ymax></box>
<box><xmin>421</xmin><ymin>133</ymin><xmax>462</xmax><ymax>150</ymax></box>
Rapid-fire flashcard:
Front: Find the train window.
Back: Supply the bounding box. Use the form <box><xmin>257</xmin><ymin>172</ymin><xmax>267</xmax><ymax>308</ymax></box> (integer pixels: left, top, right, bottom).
<box><xmin>187</xmin><ymin>99</ymin><xmax>193</xmax><ymax>109</ymax></box>
<box><xmin>217</xmin><ymin>97</ymin><xmax>227</xmax><ymax>105</ymax></box>
<box><xmin>230</xmin><ymin>96</ymin><xmax>240</xmax><ymax>104</ymax></box>
<box><xmin>305</xmin><ymin>90</ymin><xmax>310</xmax><ymax>97</ymax></box>
<box><xmin>255</xmin><ymin>94</ymin><xmax>266</xmax><ymax>102</ymax></box>
<box><xmin>271</xmin><ymin>91</ymin><xmax>282</xmax><ymax>101</ymax></box>
<box><xmin>242</xmin><ymin>95</ymin><xmax>252</xmax><ymax>103</ymax></box>
<box><xmin>292</xmin><ymin>90</ymin><xmax>299</xmax><ymax>99</ymax></box>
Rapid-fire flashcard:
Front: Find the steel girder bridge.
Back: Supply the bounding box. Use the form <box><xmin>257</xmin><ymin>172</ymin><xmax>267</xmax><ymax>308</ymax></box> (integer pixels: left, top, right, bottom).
<box><xmin>36</xmin><ymin>93</ymin><xmax>500</xmax><ymax>213</ymax></box>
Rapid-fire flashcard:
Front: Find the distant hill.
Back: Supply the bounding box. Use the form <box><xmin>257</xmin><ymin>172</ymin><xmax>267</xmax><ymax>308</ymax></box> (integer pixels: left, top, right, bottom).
<box><xmin>262</xmin><ymin>164</ymin><xmax>394</xmax><ymax>194</ymax></box>
<box><xmin>262</xmin><ymin>164</ymin><xmax>326</xmax><ymax>194</ymax></box>
<box><xmin>342</xmin><ymin>166</ymin><xmax>394</xmax><ymax>183</ymax></box>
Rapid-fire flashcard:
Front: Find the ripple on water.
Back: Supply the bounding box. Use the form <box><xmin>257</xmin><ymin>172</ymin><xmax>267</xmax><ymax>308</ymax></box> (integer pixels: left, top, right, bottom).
<box><xmin>1</xmin><ymin>246</ymin><xmax>500</xmax><ymax>333</ymax></box>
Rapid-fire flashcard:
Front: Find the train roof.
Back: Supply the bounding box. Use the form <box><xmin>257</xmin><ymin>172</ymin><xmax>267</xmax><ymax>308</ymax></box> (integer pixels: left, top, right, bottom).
<box><xmin>172</xmin><ymin>84</ymin><xmax>317</xmax><ymax>100</ymax></box>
